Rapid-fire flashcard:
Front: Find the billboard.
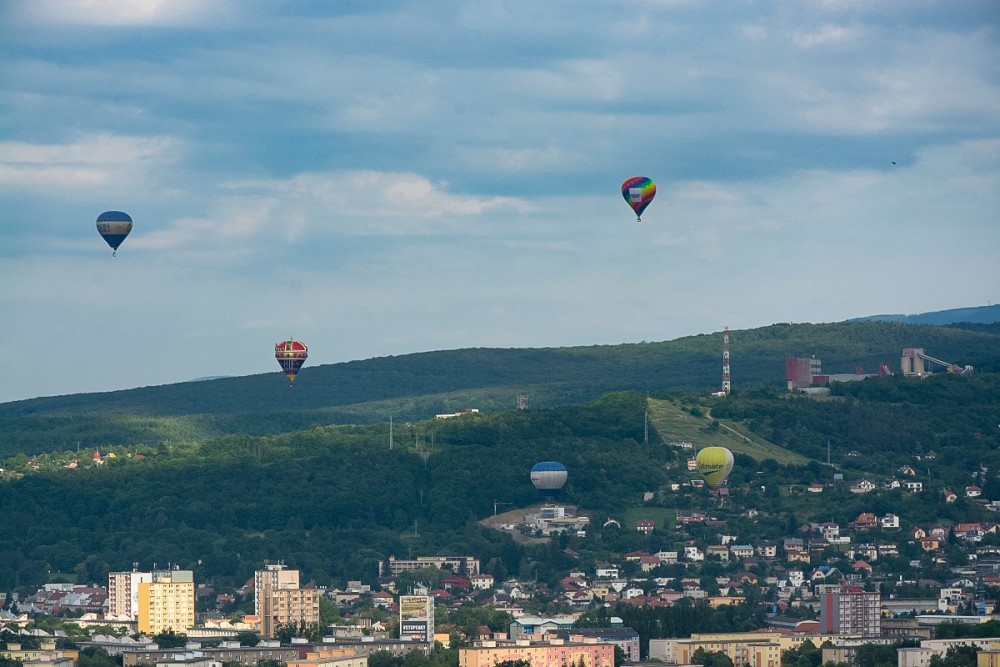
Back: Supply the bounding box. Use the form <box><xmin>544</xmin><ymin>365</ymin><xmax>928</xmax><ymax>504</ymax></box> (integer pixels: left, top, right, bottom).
<box><xmin>399</xmin><ymin>595</ymin><xmax>432</xmax><ymax>642</ymax></box>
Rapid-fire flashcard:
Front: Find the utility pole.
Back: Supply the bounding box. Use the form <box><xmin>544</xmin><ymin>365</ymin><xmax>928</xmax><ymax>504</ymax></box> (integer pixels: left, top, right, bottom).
<box><xmin>389</xmin><ymin>416</ymin><xmax>393</xmax><ymax>451</ymax></box>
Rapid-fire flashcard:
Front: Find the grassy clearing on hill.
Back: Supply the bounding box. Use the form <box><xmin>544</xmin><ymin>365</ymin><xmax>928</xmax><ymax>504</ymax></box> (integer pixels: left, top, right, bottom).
<box><xmin>646</xmin><ymin>397</ymin><xmax>812</xmax><ymax>466</ymax></box>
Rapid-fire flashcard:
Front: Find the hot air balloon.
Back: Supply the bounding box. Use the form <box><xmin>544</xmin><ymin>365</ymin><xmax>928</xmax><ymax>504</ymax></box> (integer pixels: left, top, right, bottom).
<box><xmin>530</xmin><ymin>461</ymin><xmax>567</xmax><ymax>497</ymax></box>
<box><xmin>96</xmin><ymin>211</ymin><xmax>133</xmax><ymax>256</ymax></box>
<box><xmin>621</xmin><ymin>176</ymin><xmax>656</xmax><ymax>222</ymax></box>
<box><xmin>696</xmin><ymin>446</ymin><xmax>734</xmax><ymax>489</ymax></box>
<box><xmin>275</xmin><ymin>339</ymin><xmax>308</xmax><ymax>386</ymax></box>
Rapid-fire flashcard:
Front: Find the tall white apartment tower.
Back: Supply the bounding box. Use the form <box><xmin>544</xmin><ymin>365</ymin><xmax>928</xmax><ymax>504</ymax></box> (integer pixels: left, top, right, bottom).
<box><xmin>108</xmin><ymin>567</ymin><xmax>153</xmax><ymax>621</ymax></box>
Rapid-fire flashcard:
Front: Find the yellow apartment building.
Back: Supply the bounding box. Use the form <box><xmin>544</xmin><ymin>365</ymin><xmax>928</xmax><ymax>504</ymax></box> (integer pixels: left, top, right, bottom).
<box><xmin>138</xmin><ymin>569</ymin><xmax>195</xmax><ymax>635</ymax></box>
<box><xmin>1</xmin><ymin>640</ymin><xmax>78</xmax><ymax>667</ymax></box>
<box><xmin>650</xmin><ymin>631</ymin><xmax>866</xmax><ymax>667</ymax></box>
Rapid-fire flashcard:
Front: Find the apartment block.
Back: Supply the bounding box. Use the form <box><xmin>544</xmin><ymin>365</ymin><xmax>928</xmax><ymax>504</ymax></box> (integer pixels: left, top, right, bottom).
<box><xmin>255</xmin><ymin>563</ymin><xmax>320</xmax><ymax>638</ymax></box>
<box><xmin>820</xmin><ymin>584</ymin><xmax>881</xmax><ymax>638</ymax></box>
<box><xmin>137</xmin><ymin>569</ymin><xmax>195</xmax><ymax>635</ymax></box>
<box><xmin>108</xmin><ymin>569</ymin><xmax>153</xmax><ymax>621</ymax></box>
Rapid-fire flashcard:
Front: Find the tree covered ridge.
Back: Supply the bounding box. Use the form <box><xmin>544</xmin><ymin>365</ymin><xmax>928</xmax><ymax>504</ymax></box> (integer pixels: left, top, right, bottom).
<box><xmin>3</xmin><ymin>371</ymin><xmax>1000</xmax><ymax>597</ymax></box>
<box><xmin>3</xmin><ymin>320</ymin><xmax>997</xmax><ymax>419</ymax></box>
<box><xmin>1</xmin><ymin>320</ymin><xmax>997</xmax><ymax>458</ymax></box>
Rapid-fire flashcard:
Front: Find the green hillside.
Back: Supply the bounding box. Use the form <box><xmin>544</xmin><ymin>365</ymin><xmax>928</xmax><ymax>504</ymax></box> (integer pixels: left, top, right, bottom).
<box><xmin>1</xmin><ymin>320</ymin><xmax>998</xmax><ymax>457</ymax></box>
<box><xmin>1</xmin><ymin>321</ymin><xmax>999</xmax><ymax>599</ymax></box>
<box><xmin>647</xmin><ymin>396</ymin><xmax>811</xmax><ymax>465</ymax></box>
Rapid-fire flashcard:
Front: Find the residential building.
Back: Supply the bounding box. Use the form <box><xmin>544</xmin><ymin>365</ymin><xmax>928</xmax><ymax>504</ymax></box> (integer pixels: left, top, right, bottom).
<box><xmin>545</xmin><ymin>627</ymin><xmax>640</xmax><ymax>662</ymax></box>
<box><xmin>1</xmin><ymin>639</ymin><xmax>78</xmax><ymax>667</ymax></box>
<box><xmin>459</xmin><ymin>638</ymin><xmax>614</xmax><ymax>667</ymax></box>
<box><xmin>730</xmin><ymin>545</ymin><xmax>754</xmax><ymax>560</ymax></box>
<box><xmin>137</xmin><ymin>569</ymin><xmax>195</xmax><ymax>635</ymax></box>
<box><xmin>819</xmin><ymin>583</ymin><xmax>880</xmax><ymax>638</ymax></box>
<box><xmin>636</xmin><ymin>519</ymin><xmax>655</xmax><ymax>534</ymax></box>
<box><xmin>650</xmin><ymin>631</ymin><xmax>854</xmax><ymax>667</ymax></box>
<box><xmin>121</xmin><ymin>642</ymin><xmax>299</xmax><ymax>667</ymax></box>
<box><xmin>595</xmin><ymin>564</ymin><xmax>619</xmax><ymax>579</ymax></box>
<box><xmin>108</xmin><ymin>569</ymin><xmax>153</xmax><ymax>622</ymax></box>
<box><xmin>900</xmin><ymin>638</ymin><xmax>1000</xmax><ymax>667</ymax></box>
<box><xmin>707</xmin><ymin>546</ymin><xmax>730</xmax><ymax>562</ymax></box>
<box><xmin>684</xmin><ymin>546</ymin><xmax>705</xmax><ymax>562</ymax></box>
<box><xmin>509</xmin><ymin>616</ymin><xmax>578</xmax><ymax>640</ymax></box>
<box><xmin>758</xmin><ymin>544</ymin><xmax>778</xmax><ymax>559</ymax></box>
<box><xmin>287</xmin><ymin>647</ymin><xmax>367</xmax><ymax>667</ymax></box>
<box><xmin>382</xmin><ymin>556</ymin><xmax>480</xmax><ymax>577</ymax></box>
<box><xmin>254</xmin><ymin>564</ymin><xmax>321</xmax><ymax>638</ymax></box>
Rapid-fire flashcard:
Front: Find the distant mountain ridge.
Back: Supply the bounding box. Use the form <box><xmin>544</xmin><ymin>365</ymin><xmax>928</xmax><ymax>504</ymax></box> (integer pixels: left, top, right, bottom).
<box><xmin>850</xmin><ymin>304</ymin><xmax>1000</xmax><ymax>325</ymax></box>
<box><xmin>1</xmin><ymin>320</ymin><xmax>998</xmax><ymax>457</ymax></box>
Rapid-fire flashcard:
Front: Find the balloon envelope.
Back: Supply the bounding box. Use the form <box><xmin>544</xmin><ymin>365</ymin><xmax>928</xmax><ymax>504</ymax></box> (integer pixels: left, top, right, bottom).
<box><xmin>696</xmin><ymin>447</ymin><xmax>734</xmax><ymax>488</ymax></box>
<box><xmin>530</xmin><ymin>461</ymin><xmax>567</xmax><ymax>496</ymax></box>
<box><xmin>96</xmin><ymin>211</ymin><xmax>133</xmax><ymax>254</ymax></box>
<box><xmin>275</xmin><ymin>339</ymin><xmax>308</xmax><ymax>385</ymax></box>
<box><xmin>621</xmin><ymin>176</ymin><xmax>656</xmax><ymax>221</ymax></box>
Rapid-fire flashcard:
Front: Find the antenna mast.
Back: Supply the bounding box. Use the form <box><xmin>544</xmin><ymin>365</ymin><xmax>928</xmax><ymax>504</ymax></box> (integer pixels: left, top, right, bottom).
<box><xmin>722</xmin><ymin>326</ymin><xmax>731</xmax><ymax>397</ymax></box>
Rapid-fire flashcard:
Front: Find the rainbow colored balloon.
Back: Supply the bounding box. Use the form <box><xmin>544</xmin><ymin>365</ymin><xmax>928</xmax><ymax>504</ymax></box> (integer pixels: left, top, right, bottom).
<box><xmin>621</xmin><ymin>176</ymin><xmax>656</xmax><ymax>222</ymax></box>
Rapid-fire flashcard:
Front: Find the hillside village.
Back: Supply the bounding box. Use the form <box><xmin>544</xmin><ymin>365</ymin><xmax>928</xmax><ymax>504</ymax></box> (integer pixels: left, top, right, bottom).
<box><xmin>8</xmin><ymin>486</ymin><xmax>1000</xmax><ymax>667</ymax></box>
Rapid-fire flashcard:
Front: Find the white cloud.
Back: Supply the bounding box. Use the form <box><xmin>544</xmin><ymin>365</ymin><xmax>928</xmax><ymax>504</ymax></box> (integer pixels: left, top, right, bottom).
<box><xmin>12</xmin><ymin>0</ymin><xmax>232</xmax><ymax>26</ymax></box>
<box><xmin>222</xmin><ymin>170</ymin><xmax>527</xmax><ymax>236</ymax></box>
<box><xmin>455</xmin><ymin>143</ymin><xmax>578</xmax><ymax>173</ymax></box>
<box><xmin>0</xmin><ymin>134</ymin><xmax>180</xmax><ymax>195</ymax></box>
<box><xmin>792</xmin><ymin>24</ymin><xmax>858</xmax><ymax>47</ymax></box>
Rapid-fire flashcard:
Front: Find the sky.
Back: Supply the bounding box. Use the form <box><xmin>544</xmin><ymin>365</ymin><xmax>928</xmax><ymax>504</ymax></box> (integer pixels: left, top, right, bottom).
<box><xmin>1</xmin><ymin>1</ymin><xmax>999</xmax><ymax>404</ymax></box>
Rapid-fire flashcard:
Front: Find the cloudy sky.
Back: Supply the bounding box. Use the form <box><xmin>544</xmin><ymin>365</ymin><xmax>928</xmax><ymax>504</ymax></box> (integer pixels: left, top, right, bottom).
<box><xmin>2</xmin><ymin>1</ymin><xmax>999</xmax><ymax>403</ymax></box>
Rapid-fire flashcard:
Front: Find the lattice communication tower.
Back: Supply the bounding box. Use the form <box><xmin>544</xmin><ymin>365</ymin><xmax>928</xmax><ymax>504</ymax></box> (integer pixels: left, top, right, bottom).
<box><xmin>722</xmin><ymin>327</ymin><xmax>731</xmax><ymax>397</ymax></box>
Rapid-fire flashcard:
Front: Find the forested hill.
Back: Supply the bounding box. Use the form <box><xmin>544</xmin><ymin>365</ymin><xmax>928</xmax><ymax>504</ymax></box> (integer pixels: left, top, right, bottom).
<box><xmin>3</xmin><ymin>321</ymin><xmax>999</xmax><ymax>421</ymax></box>
<box><xmin>1</xmin><ymin>320</ymin><xmax>998</xmax><ymax>458</ymax></box>
<box><xmin>2</xmin><ymin>375</ymin><xmax>1000</xmax><ymax>596</ymax></box>
<box><xmin>851</xmin><ymin>303</ymin><xmax>1000</xmax><ymax>326</ymax></box>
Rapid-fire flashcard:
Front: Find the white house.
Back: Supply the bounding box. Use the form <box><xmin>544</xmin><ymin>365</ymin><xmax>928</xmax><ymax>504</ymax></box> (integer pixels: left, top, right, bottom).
<box><xmin>684</xmin><ymin>546</ymin><xmax>704</xmax><ymax>562</ymax></box>
<box><xmin>849</xmin><ymin>479</ymin><xmax>876</xmax><ymax>494</ymax></box>
<box><xmin>656</xmin><ymin>551</ymin><xmax>679</xmax><ymax>564</ymax></box>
